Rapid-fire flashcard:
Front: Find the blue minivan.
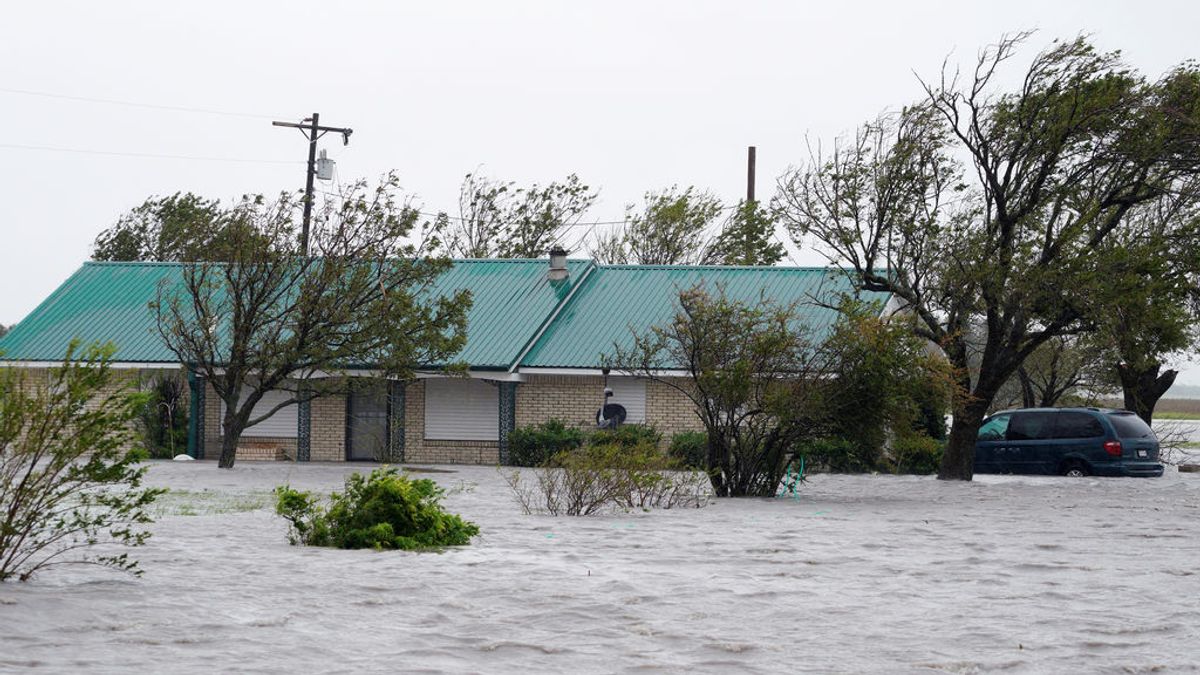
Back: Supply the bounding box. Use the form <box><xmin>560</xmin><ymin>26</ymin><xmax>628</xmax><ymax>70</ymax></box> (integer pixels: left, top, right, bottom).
<box><xmin>975</xmin><ymin>408</ymin><xmax>1163</xmax><ymax>477</ymax></box>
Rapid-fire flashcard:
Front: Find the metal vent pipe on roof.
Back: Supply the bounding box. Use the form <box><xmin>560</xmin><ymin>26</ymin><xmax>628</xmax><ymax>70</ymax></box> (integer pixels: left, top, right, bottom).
<box><xmin>548</xmin><ymin>247</ymin><xmax>569</xmax><ymax>281</ymax></box>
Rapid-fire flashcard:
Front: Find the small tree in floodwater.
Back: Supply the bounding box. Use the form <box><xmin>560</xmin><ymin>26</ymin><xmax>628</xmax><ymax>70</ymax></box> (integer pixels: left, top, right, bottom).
<box><xmin>154</xmin><ymin>174</ymin><xmax>471</xmax><ymax>469</ymax></box>
<box><xmin>609</xmin><ymin>286</ymin><xmax>829</xmax><ymax>497</ymax></box>
<box><xmin>0</xmin><ymin>343</ymin><xmax>163</xmax><ymax>582</ymax></box>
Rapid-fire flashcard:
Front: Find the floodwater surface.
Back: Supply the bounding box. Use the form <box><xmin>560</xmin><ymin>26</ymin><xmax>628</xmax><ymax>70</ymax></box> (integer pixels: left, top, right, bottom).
<box><xmin>2</xmin><ymin>462</ymin><xmax>1199</xmax><ymax>673</ymax></box>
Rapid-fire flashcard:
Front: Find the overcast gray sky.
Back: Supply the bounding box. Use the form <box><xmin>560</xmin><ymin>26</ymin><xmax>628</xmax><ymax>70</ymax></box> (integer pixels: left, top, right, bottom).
<box><xmin>2</xmin><ymin>0</ymin><xmax>1197</xmax><ymax>382</ymax></box>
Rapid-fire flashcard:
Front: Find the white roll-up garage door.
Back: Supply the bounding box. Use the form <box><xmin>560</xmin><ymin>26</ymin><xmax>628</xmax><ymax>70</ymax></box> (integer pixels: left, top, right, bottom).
<box><xmin>424</xmin><ymin>378</ymin><xmax>499</xmax><ymax>441</ymax></box>
<box><xmin>219</xmin><ymin>388</ymin><xmax>298</xmax><ymax>438</ymax></box>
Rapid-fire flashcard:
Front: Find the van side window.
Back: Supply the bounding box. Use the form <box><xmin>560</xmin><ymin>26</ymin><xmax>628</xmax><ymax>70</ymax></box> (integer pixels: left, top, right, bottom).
<box><xmin>1007</xmin><ymin>412</ymin><xmax>1055</xmax><ymax>441</ymax></box>
<box><xmin>978</xmin><ymin>414</ymin><xmax>1010</xmax><ymax>440</ymax></box>
<box><xmin>1052</xmin><ymin>412</ymin><xmax>1105</xmax><ymax>439</ymax></box>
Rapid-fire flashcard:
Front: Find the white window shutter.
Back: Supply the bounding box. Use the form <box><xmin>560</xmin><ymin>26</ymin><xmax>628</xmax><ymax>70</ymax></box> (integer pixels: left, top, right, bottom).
<box><xmin>424</xmin><ymin>379</ymin><xmax>499</xmax><ymax>441</ymax></box>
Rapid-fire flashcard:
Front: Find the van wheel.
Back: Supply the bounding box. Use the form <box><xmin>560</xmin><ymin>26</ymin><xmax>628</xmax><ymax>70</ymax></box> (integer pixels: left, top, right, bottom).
<box><xmin>1062</xmin><ymin>462</ymin><xmax>1088</xmax><ymax>478</ymax></box>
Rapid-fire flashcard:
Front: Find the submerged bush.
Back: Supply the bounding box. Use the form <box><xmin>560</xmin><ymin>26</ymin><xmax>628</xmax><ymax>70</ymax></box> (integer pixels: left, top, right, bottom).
<box><xmin>0</xmin><ymin>343</ymin><xmax>163</xmax><ymax>582</ymax></box>
<box><xmin>589</xmin><ymin>424</ymin><xmax>662</xmax><ymax>450</ymax></box>
<box><xmin>507</xmin><ymin>419</ymin><xmax>586</xmax><ymax>467</ymax></box>
<box><xmin>503</xmin><ymin>442</ymin><xmax>709</xmax><ymax>516</ymax></box>
<box><xmin>887</xmin><ymin>435</ymin><xmax>944</xmax><ymax>475</ymax></box>
<box><xmin>800</xmin><ymin>437</ymin><xmax>875</xmax><ymax>473</ymax></box>
<box><xmin>668</xmin><ymin>431</ymin><xmax>707</xmax><ymax>469</ymax></box>
<box><xmin>275</xmin><ymin>467</ymin><xmax>479</xmax><ymax>550</ymax></box>
<box><xmin>138</xmin><ymin>374</ymin><xmax>189</xmax><ymax>459</ymax></box>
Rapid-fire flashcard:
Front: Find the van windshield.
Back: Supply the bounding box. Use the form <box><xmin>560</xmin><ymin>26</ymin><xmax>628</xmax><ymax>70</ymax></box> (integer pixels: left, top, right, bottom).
<box><xmin>1107</xmin><ymin>413</ymin><xmax>1155</xmax><ymax>439</ymax></box>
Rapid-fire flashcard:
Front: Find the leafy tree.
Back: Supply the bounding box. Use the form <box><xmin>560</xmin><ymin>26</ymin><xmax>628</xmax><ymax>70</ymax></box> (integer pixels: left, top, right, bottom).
<box><xmin>705</xmin><ymin>200</ymin><xmax>786</xmax><ymax>266</ymax></box>
<box><xmin>446</xmin><ymin>172</ymin><xmax>597</xmax><ymax>258</ymax></box>
<box><xmin>0</xmin><ymin>324</ymin><xmax>7</xmax><ymax>339</ymax></box>
<box><xmin>1093</xmin><ymin>196</ymin><xmax>1200</xmax><ymax>422</ymax></box>
<box><xmin>0</xmin><ymin>342</ymin><xmax>163</xmax><ymax>582</ymax></box>
<box><xmin>92</xmin><ymin>192</ymin><xmax>227</xmax><ymax>262</ymax></box>
<box><xmin>591</xmin><ymin>186</ymin><xmax>724</xmax><ymax>264</ymax></box>
<box><xmin>775</xmin><ymin>35</ymin><xmax>1200</xmax><ymax>480</ymax></box>
<box><xmin>609</xmin><ymin>286</ymin><xmax>828</xmax><ymax>497</ymax></box>
<box><xmin>154</xmin><ymin>174</ymin><xmax>471</xmax><ymax>469</ymax></box>
<box><xmin>818</xmin><ymin>303</ymin><xmax>950</xmax><ymax>471</ymax></box>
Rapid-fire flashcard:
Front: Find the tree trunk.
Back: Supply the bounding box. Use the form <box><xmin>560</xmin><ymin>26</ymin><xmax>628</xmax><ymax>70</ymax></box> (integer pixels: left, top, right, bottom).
<box><xmin>217</xmin><ymin>407</ymin><xmax>241</xmax><ymax>469</ymax></box>
<box><xmin>1117</xmin><ymin>362</ymin><xmax>1177</xmax><ymax>425</ymax></box>
<box><xmin>939</xmin><ymin>398</ymin><xmax>990</xmax><ymax>481</ymax></box>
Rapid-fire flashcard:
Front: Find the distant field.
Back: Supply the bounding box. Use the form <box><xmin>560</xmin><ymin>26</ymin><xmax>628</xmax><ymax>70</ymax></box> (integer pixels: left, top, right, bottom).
<box><xmin>1099</xmin><ymin>398</ymin><xmax>1200</xmax><ymax>419</ymax></box>
<box><xmin>1155</xmin><ymin>399</ymin><xmax>1200</xmax><ymax>419</ymax></box>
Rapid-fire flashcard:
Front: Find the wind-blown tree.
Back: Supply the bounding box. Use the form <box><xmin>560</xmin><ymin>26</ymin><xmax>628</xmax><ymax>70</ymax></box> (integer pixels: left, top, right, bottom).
<box><xmin>446</xmin><ymin>172</ymin><xmax>597</xmax><ymax>258</ymax></box>
<box><xmin>1092</xmin><ymin>194</ymin><xmax>1200</xmax><ymax>422</ymax></box>
<box><xmin>609</xmin><ymin>286</ymin><xmax>829</xmax><ymax>497</ymax></box>
<box><xmin>774</xmin><ymin>35</ymin><xmax>1200</xmax><ymax>480</ymax></box>
<box><xmin>155</xmin><ymin>174</ymin><xmax>471</xmax><ymax>469</ymax></box>
<box><xmin>705</xmin><ymin>200</ymin><xmax>786</xmax><ymax>266</ymax></box>
<box><xmin>92</xmin><ymin>192</ymin><xmax>227</xmax><ymax>262</ymax></box>
<box><xmin>591</xmin><ymin>186</ymin><xmax>724</xmax><ymax>264</ymax></box>
<box><xmin>0</xmin><ymin>324</ymin><xmax>7</xmax><ymax>339</ymax></box>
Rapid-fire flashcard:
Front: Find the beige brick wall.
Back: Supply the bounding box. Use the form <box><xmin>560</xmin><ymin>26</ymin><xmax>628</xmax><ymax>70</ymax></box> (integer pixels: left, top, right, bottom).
<box><xmin>194</xmin><ymin>373</ymin><xmax>704</xmax><ymax>465</ymax></box>
<box><xmin>515</xmin><ymin>375</ymin><xmax>703</xmax><ymax>448</ymax></box>
<box><xmin>402</xmin><ymin>379</ymin><xmax>500</xmax><ymax>464</ymax></box>
<box><xmin>9</xmin><ymin>366</ymin><xmax>150</xmax><ymax>452</ymax></box>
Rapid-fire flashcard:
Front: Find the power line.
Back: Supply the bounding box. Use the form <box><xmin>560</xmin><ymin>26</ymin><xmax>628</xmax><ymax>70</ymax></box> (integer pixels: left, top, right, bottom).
<box><xmin>0</xmin><ymin>142</ymin><xmax>302</xmax><ymax>165</ymax></box>
<box><xmin>0</xmin><ymin>86</ymin><xmax>283</xmax><ymax>120</ymax></box>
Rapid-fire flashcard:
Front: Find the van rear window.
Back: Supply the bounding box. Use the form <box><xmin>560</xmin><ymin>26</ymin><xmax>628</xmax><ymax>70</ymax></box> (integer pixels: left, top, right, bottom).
<box><xmin>1107</xmin><ymin>413</ymin><xmax>1155</xmax><ymax>439</ymax></box>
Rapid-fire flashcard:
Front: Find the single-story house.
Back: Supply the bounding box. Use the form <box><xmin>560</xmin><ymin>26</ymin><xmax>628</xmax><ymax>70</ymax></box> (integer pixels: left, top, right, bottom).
<box><xmin>0</xmin><ymin>256</ymin><xmax>890</xmax><ymax>463</ymax></box>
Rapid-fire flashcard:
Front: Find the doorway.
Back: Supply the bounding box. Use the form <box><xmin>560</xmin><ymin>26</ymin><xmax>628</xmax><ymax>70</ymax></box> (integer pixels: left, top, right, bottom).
<box><xmin>346</xmin><ymin>380</ymin><xmax>389</xmax><ymax>461</ymax></box>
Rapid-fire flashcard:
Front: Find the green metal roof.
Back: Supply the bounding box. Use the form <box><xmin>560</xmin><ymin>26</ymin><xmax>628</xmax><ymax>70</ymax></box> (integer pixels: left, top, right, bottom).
<box><xmin>0</xmin><ymin>259</ymin><xmax>596</xmax><ymax>368</ymax></box>
<box><xmin>428</xmin><ymin>258</ymin><xmax>594</xmax><ymax>368</ymax></box>
<box><xmin>0</xmin><ymin>262</ymin><xmax>183</xmax><ymax>362</ymax></box>
<box><xmin>518</xmin><ymin>265</ymin><xmax>890</xmax><ymax>369</ymax></box>
<box><xmin>0</xmin><ymin>260</ymin><xmax>886</xmax><ymax>372</ymax></box>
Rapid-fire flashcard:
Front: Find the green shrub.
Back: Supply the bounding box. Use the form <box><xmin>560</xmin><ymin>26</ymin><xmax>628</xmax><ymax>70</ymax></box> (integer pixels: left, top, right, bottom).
<box><xmin>589</xmin><ymin>423</ymin><xmax>662</xmax><ymax>450</ymax></box>
<box><xmin>800</xmin><ymin>437</ymin><xmax>879</xmax><ymax>473</ymax></box>
<box><xmin>888</xmin><ymin>435</ymin><xmax>944</xmax><ymax>475</ymax></box>
<box><xmin>507</xmin><ymin>419</ymin><xmax>586</xmax><ymax>467</ymax></box>
<box><xmin>503</xmin><ymin>442</ymin><xmax>709</xmax><ymax>515</ymax></box>
<box><xmin>669</xmin><ymin>431</ymin><xmax>707</xmax><ymax>468</ymax></box>
<box><xmin>274</xmin><ymin>467</ymin><xmax>479</xmax><ymax>550</ymax></box>
<box><xmin>138</xmin><ymin>375</ymin><xmax>189</xmax><ymax>459</ymax></box>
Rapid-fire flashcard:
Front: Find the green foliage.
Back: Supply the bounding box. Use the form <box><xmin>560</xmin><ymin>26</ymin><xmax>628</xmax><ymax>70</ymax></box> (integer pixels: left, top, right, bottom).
<box><xmin>821</xmin><ymin>303</ymin><xmax>950</xmax><ymax>471</ymax></box>
<box><xmin>668</xmin><ymin>431</ymin><xmax>708</xmax><ymax>469</ymax></box>
<box><xmin>706</xmin><ymin>200</ymin><xmax>785</xmax><ymax>266</ymax></box>
<box><xmin>609</xmin><ymin>286</ymin><xmax>828</xmax><ymax>497</ymax></box>
<box><xmin>92</xmin><ymin>192</ymin><xmax>227</xmax><ymax>262</ymax></box>
<box><xmin>507</xmin><ymin>419</ymin><xmax>587</xmax><ymax>467</ymax></box>
<box><xmin>888</xmin><ymin>435</ymin><xmax>944</xmax><ymax>475</ymax></box>
<box><xmin>503</xmin><ymin>442</ymin><xmax>709</xmax><ymax>516</ymax></box>
<box><xmin>447</xmin><ymin>172</ymin><xmax>597</xmax><ymax>258</ymax></box>
<box><xmin>138</xmin><ymin>374</ymin><xmax>189</xmax><ymax>459</ymax></box>
<box><xmin>591</xmin><ymin>186</ymin><xmax>724</xmax><ymax>265</ymax></box>
<box><xmin>588</xmin><ymin>423</ymin><xmax>662</xmax><ymax>450</ymax></box>
<box><xmin>800</xmin><ymin>437</ymin><xmax>874</xmax><ymax>474</ymax></box>
<box><xmin>274</xmin><ymin>467</ymin><xmax>479</xmax><ymax>550</ymax></box>
<box><xmin>0</xmin><ymin>342</ymin><xmax>164</xmax><ymax>582</ymax></box>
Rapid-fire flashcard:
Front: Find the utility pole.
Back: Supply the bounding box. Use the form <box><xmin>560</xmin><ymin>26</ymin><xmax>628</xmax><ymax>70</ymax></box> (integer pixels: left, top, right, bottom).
<box><xmin>746</xmin><ymin>145</ymin><xmax>757</xmax><ymax>203</ymax></box>
<box><xmin>272</xmin><ymin>113</ymin><xmax>353</xmax><ymax>255</ymax></box>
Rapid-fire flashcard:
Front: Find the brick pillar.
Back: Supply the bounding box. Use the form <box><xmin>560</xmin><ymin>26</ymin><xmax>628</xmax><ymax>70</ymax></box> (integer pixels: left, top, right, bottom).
<box><xmin>297</xmin><ymin>390</ymin><xmax>312</xmax><ymax>462</ymax></box>
<box><xmin>498</xmin><ymin>381</ymin><xmax>518</xmax><ymax>465</ymax></box>
<box><xmin>388</xmin><ymin>380</ymin><xmax>406</xmax><ymax>463</ymax></box>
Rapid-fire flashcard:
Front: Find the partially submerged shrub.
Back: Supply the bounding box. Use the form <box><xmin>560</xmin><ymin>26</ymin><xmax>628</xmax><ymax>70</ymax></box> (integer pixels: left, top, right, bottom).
<box><xmin>0</xmin><ymin>342</ymin><xmax>164</xmax><ymax>582</ymax></box>
<box><xmin>668</xmin><ymin>431</ymin><xmax>707</xmax><ymax>468</ymax></box>
<box><xmin>800</xmin><ymin>437</ymin><xmax>875</xmax><ymax>473</ymax></box>
<box><xmin>507</xmin><ymin>419</ymin><xmax>586</xmax><ymax>467</ymax></box>
<box><xmin>275</xmin><ymin>467</ymin><xmax>479</xmax><ymax>550</ymax></box>
<box><xmin>887</xmin><ymin>435</ymin><xmax>944</xmax><ymax>475</ymax></box>
<box><xmin>589</xmin><ymin>423</ymin><xmax>662</xmax><ymax>450</ymax></box>
<box><xmin>502</xmin><ymin>442</ymin><xmax>709</xmax><ymax>516</ymax></box>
